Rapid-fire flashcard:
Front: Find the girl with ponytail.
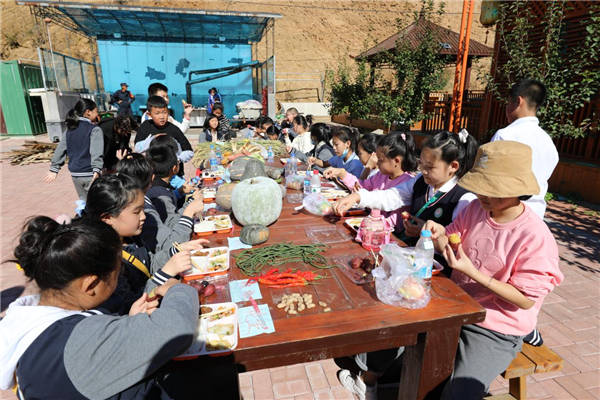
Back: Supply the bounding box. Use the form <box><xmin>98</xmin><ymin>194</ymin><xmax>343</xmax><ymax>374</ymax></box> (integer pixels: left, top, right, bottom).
<box><xmin>44</xmin><ymin>99</ymin><xmax>104</xmax><ymax>201</ymax></box>
<box><xmin>0</xmin><ymin>216</ymin><xmax>201</xmax><ymax>399</ymax></box>
<box><xmin>334</xmin><ymin>130</ymin><xmax>479</xmax><ymax>246</ymax></box>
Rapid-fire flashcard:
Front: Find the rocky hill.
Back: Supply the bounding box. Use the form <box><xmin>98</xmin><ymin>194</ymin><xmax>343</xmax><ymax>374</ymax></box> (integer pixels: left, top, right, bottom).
<box><xmin>1</xmin><ymin>0</ymin><xmax>493</xmax><ymax>101</ymax></box>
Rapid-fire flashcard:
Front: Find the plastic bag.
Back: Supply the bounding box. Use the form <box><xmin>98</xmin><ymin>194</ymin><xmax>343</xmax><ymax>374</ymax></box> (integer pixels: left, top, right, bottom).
<box><xmin>371</xmin><ymin>243</ymin><xmax>430</xmax><ymax>309</ymax></box>
<box><xmin>285</xmin><ymin>174</ymin><xmax>304</xmax><ymax>190</ymax></box>
<box><xmin>295</xmin><ymin>193</ymin><xmax>334</xmax><ymax>216</ymax></box>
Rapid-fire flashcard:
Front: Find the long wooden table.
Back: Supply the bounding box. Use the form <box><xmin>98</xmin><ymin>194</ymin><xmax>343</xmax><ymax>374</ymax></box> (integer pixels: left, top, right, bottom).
<box><xmin>197</xmin><ymin>183</ymin><xmax>485</xmax><ymax>400</ymax></box>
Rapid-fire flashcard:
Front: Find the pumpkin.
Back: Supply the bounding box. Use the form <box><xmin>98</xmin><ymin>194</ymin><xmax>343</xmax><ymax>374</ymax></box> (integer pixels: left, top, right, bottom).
<box><xmin>240</xmin><ymin>224</ymin><xmax>270</xmax><ymax>245</ymax></box>
<box><xmin>231</xmin><ymin>177</ymin><xmax>283</xmax><ymax>226</ymax></box>
<box><xmin>279</xmin><ymin>184</ymin><xmax>286</xmax><ymax>198</ymax></box>
<box><xmin>229</xmin><ymin>156</ymin><xmax>284</xmax><ymax>181</ymax></box>
<box><xmin>216</xmin><ymin>183</ymin><xmax>238</xmax><ymax>211</ymax></box>
<box><xmin>240</xmin><ymin>158</ymin><xmax>268</xmax><ymax>181</ymax></box>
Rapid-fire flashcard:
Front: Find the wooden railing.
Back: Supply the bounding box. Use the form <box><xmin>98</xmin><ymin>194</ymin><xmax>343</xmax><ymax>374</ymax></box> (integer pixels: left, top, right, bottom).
<box><xmin>422</xmin><ymin>99</ymin><xmax>483</xmax><ymax>137</ymax></box>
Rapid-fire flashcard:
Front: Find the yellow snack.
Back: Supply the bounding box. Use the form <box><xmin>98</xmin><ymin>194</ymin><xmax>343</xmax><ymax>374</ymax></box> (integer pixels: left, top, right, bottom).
<box><xmin>448</xmin><ymin>233</ymin><xmax>461</xmax><ymax>251</ymax></box>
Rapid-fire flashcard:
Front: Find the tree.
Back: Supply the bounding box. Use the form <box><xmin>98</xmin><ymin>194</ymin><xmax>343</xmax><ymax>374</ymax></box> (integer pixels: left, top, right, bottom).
<box><xmin>326</xmin><ymin>0</ymin><xmax>448</xmax><ymax>131</ymax></box>
<box><xmin>483</xmin><ymin>1</ymin><xmax>600</xmax><ymax>138</ymax></box>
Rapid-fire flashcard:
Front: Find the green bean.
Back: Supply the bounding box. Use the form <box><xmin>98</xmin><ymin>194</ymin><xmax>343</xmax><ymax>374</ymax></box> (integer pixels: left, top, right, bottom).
<box><xmin>234</xmin><ymin>242</ymin><xmax>335</xmax><ymax>276</ymax></box>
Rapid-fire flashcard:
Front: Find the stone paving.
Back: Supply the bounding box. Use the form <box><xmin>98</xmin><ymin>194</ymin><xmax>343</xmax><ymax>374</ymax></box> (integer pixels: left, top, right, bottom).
<box><xmin>1</xmin><ymin>135</ymin><xmax>599</xmax><ymax>400</ymax></box>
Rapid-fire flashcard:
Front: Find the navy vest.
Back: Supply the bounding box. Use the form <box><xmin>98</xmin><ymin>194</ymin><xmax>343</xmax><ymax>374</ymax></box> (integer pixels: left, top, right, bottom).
<box><xmin>16</xmin><ymin>314</ymin><xmax>159</xmax><ymax>400</ymax></box>
<box><xmin>65</xmin><ymin>120</ymin><xmax>95</xmax><ymax>175</ymax></box>
<box><xmin>406</xmin><ymin>176</ymin><xmax>468</xmax><ymax>246</ymax></box>
<box><xmin>146</xmin><ymin>178</ymin><xmax>177</xmax><ymax>223</ymax></box>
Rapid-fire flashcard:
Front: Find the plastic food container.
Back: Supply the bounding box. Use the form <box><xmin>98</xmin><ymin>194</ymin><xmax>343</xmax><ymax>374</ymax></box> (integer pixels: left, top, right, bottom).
<box><xmin>344</xmin><ymin>218</ymin><xmax>365</xmax><ymax>232</ymax></box>
<box><xmin>330</xmin><ymin>254</ymin><xmax>375</xmax><ymax>285</ymax></box>
<box><xmin>202</xmin><ymin>170</ymin><xmax>224</xmax><ymax>180</ymax></box>
<box><xmin>280</xmin><ymin>158</ymin><xmax>302</xmax><ymax>165</ymax></box>
<box><xmin>305</xmin><ymin>226</ymin><xmax>352</xmax><ymax>245</ymax></box>
<box><xmin>182</xmin><ymin>247</ymin><xmax>230</xmax><ymax>281</ymax></box>
<box><xmin>194</xmin><ymin>215</ymin><xmax>234</xmax><ymax>236</ymax></box>
<box><xmin>174</xmin><ymin>302</ymin><xmax>238</xmax><ymax>360</ymax></box>
<box><xmin>202</xmin><ymin>188</ymin><xmax>217</xmax><ymax>203</ymax></box>
<box><xmin>321</xmin><ymin>189</ymin><xmax>348</xmax><ymax>201</ymax></box>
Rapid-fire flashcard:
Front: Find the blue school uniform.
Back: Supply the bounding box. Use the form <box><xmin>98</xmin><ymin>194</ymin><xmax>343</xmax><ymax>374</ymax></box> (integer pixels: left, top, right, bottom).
<box><xmin>329</xmin><ymin>152</ymin><xmax>364</xmax><ymax>178</ymax></box>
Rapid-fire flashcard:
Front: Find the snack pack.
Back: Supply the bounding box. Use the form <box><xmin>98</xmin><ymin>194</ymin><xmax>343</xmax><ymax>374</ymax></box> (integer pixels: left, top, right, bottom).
<box><xmin>295</xmin><ymin>193</ymin><xmax>334</xmax><ymax>216</ymax></box>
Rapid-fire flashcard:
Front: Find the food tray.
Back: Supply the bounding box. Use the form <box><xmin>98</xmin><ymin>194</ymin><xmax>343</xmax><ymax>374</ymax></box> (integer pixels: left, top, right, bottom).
<box><xmin>321</xmin><ymin>189</ymin><xmax>349</xmax><ymax>201</ymax></box>
<box><xmin>194</xmin><ymin>215</ymin><xmax>234</xmax><ymax>236</ymax></box>
<box><xmin>330</xmin><ymin>254</ymin><xmax>374</xmax><ymax>284</ymax></box>
<box><xmin>344</xmin><ymin>217</ymin><xmax>365</xmax><ymax>232</ymax></box>
<box><xmin>175</xmin><ymin>302</ymin><xmax>238</xmax><ymax>359</ymax></box>
<box><xmin>201</xmin><ymin>170</ymin><xmax>224</xmax><ymax>180</ymax></box>
<box><xmin>305</xmin><ymin>226</ymin><xmax>351</xmax><ymax>245</ymax></box>
<box><xmin>202</xmin><ymin>188</ymin><xmax>217</xmax><ymax>203</ymax></box>
<box><xmin>182</xmin><ymin>247</ymin><xmax>230</xmax><ymax>281</ymax></box>
<box><xmin>280</xmin><ymin>158</ymin><xmax>302</xmax><ymax>165</ymax></box>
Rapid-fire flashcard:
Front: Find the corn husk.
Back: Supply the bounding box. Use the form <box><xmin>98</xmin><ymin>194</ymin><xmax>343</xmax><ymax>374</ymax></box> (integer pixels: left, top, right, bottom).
<box><xmin>192</xmin><ymin>140</ymin><xmax>287</xmax><ymax>168</ymax></box>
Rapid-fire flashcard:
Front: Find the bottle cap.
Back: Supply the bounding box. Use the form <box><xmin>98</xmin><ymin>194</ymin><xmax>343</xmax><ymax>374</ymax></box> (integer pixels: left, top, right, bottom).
<box><xmin>313</xmin><ymin>170</ymin><xmax>319</xmax><ymax>175</ymax></box>
<box><xmin>370</xmin><ymin>209</ymin><xmax>381</xmax><ymax>218</ymax></box>
<box><xmin>421</xmin><ymin>230</ymin><xmax>432</xmax><ymax>238</ymax></box>
<box><xmin>217</xmin><ymin>179</ymin><xmax>223</xmax><ymax>184</ymax></box>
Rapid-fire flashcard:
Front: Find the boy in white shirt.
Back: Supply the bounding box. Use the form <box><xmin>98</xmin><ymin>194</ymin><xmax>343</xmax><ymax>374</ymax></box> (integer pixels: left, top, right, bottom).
<box><xmin>490</xmin><ymin>79</ymin><xmax>559</xmax><ymax>219</ymax></box>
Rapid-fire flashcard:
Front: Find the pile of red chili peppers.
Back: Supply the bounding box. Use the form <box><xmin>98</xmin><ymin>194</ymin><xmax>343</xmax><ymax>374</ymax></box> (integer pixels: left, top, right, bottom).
<box><xmin>246</xmin><ymin>268</ymin><xmax>327</xmax><ymax>288</ymax></box>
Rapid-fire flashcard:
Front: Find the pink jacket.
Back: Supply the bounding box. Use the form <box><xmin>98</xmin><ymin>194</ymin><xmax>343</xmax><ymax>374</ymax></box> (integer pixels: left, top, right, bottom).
<box><xmin>446</xmin><ymin>201</ymin><xmax>563</xmax><ymax>335</ymax></box>
<box><xmin>341</xmin><ymin>171</ymin><xmax>413</xmax><ymax>229</ymax></box>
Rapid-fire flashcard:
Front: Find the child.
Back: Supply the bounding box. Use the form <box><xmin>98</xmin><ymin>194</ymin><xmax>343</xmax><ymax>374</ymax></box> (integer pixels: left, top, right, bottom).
<box><xmin>314</xmin><ymin>127</ymin><xmax>364</xmax><ymax>178</ymax></box>
<box><xmin>333</xmin><ymin>130</ymin><xmax>478</xmax><ymax>246</ymax></box>
<box><xmin>85</xmin><ymin>174</ymin><xmax>205</xmax><ymax>313</ymax></box>
<box><xmin>302</xmin><ymin>123</ymin><xmax>334</xmax><ymax>171</ymax></box>
<box><xmin>141</xmin><ymin>82</ymin><xmax>193</xmax><ymax>133</ymax></box>
<box><xmin>326</xmin><ymin>132</ymin><xmax>416</xmax><ymax>230</ymax></box>
<box><xmin>266</xmin><ymin>125</ymin><xmax>282</xmax><ymax>142</ymax></box>
<box><xmin>0</xmin><ymin>216</ymin><xmax>200</xmax><ymax>398</ymax></box>
<box><xmin>148</xmin><ymin>135</ymin><xmax>195</xmax><ymax>200</ymax></box>
<box><xmin>207</xmin><ymin>87</ymin><xmax>222</xmax><ymax>114</ymax></box>
<box><xmin>116</xmin><ymin>154</ymin><xmax>203</xmax><ymax>253</ymax></box>
<box><xmin>356</xmin><ymin>132</ymin><xmax>381</xmax><ymax>179</ymax></box>
<box><xmin>285</xmin><ymin>114</ymin><xmax>314</xmax><ymax>155</ymax></box>
<box><xmin>425</xmin><ymin>141</ymin><xmax>563</xmax><ymax>399</ymax></box>
<box><xmin>134</xmin><ymin>96</ymin><xmax>193</xmax><ymax>175</ymax></box>
<box><xmin>490</xmin><ymin>78</ymin><xmax>559</xmax><ymax>219</ymax></box>
<box><xmin>145</xmin><ymin>145</ymin><xmax>184</xmax><ymax>224</ymax></box>
<box><xmin>203</xmin><ymin>114</ymin><xmax>222</xmax><ymax>142</ymax></box>
<box><xmin>98</xmin><ymin>114</ymin><xmax>138</xmax><ymax>172</ymax></box>
<box><xmin>44</xmin><ymin>99</ymin><xmax>103</xmax><ymax>201</ymax></box>
<box><xmin>211</xmin><ymin>102</ymin><xmax>231</xmax><ymax>140</ymax></box>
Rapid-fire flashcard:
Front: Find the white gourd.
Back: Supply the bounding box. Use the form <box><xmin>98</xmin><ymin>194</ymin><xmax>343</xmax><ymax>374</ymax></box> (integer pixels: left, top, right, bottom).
<box><xmin>231</xmin><ymin>177</ymin><xmax>282</xmax><ymax>226</ymax></box>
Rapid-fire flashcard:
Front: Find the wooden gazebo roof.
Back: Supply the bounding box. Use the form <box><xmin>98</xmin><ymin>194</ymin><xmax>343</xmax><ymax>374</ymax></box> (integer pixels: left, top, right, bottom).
<box><xmin>359</xmin><ymin>18</ymin><xmax>492</xmax><ymax>61</ymax></box>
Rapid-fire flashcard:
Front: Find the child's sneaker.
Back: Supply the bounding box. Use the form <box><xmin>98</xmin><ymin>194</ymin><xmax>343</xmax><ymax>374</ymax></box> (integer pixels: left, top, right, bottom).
<box><xmin>337</xmin><ymin>369</ymin><xmax>378</xmax><ymax>400</ymax></box>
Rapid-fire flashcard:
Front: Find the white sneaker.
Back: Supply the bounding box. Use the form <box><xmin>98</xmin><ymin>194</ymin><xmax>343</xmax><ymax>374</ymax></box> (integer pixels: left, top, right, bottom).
<box><xmin>337</xmin><ymin>369</ymin><xmax>378</xmax><ymax>400</ymax></box>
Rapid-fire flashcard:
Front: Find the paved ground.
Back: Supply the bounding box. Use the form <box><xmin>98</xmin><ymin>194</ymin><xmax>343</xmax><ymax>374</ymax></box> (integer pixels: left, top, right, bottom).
<box><xmin>1</xmin><ymin>135</ymin><xmax>599</xmax><ymax>400</ymax></box>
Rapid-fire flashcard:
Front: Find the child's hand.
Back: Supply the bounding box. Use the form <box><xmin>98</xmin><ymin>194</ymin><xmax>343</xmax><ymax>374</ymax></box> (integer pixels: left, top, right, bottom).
<box><xmin>286</xmin><ymin>145</ymin><xmax>293</xmax><ymax>153</ymax></box>
<box><xmin>191</xmin><ymin>190</ymin><xmax>203</xmax><ymax>201</ymax></box>
<box><xmin>183</xmin><ymin>103</ymin><xmax>193</xmax><ymax>118</ymax></box>
<box><xmin>43</xmin><ymin>171</ymin><xmax>57</xmax><ymax>183</ymax></box>
<box><xmin>365</xmin><ymin>152</ymin><xmax>378</xmax><ymax>169</ymax></box>
<box><xmin>442</xmin><ymin>244</ymin><xmax>476</xmax><ymax>276</ymax></box>
<box><xmin>179</xmin><ymin>238</ymin><xmax>210</xmax><ymax>251</ymax></box>
<box><xmin>116</xmin><ymin>149</ymin><xmax>128</xmax><ymax>160</ymax></box>
<box><xmin>163</xmin><ymin>250</ymin><xmax>193</xmax><ymax>276</ymax></box>
<box><xmin>333</xmin><ymin>193</ymin><xmax>361</xmax><ymax>216</ymax></box>
<box><xmin>178</xmin><ymin>180</ymin><xmax>195</xmax><ymax>195</ymax></box>
<box><xmin>323</xmin><ymin>167</ymin><xmax>342</xmax><ymax>180</ymax></box>
<box><xmin>183</xmin><ymin>197</ymin><xmax>204</xmax><ymax>218</ymax></box>
<box><xmin>92</xmin><ymin>172</ymin><xmax>100</xmax><ymax>183</ymax></box>
<box><xmin>402</xmin><ymin>214</ymin><xmax>425</xmax><ymax>237</ymax></box>
<box><xmin>129</xmin><ymin>293</ymin><xmax>160</xmax><ymax>316</ymax></box>
<box><xmin>154</xmin><ymin>278</ymin><xmax>180</xmax><ymax>298</ymax></box>
<box><xmin>423</xmin><ymin>220</ymin><xmax>445</xmax><ymax>240</ymax></box>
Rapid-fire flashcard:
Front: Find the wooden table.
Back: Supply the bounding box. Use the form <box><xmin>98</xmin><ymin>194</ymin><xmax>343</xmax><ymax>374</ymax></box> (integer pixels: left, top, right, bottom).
<box><xmin>197</xmin><ymin>188</ymin><xmax>486</xmax><ymax>400</ymax></box>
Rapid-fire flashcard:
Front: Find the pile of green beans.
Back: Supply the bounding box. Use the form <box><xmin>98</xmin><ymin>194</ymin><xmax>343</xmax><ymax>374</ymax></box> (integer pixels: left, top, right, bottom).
<box><xmin>235</xmin><ymin>243</ymin><xmax>334</xmax><ymax>276</ymax></box>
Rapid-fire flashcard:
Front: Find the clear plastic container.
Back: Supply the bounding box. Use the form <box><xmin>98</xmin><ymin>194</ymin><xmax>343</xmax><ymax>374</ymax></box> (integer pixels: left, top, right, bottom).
<box><xmin>356</xmin><ymin>209</ymin><xmax>390</xmax><ymax>251</ymax></box>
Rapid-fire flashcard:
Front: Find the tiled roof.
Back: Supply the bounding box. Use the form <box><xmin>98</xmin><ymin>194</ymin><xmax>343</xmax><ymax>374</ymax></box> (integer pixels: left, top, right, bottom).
<box><xmin>359</xmin><ymin>19</ymin><xmax>492</xmax><ymax>59</ymax></box>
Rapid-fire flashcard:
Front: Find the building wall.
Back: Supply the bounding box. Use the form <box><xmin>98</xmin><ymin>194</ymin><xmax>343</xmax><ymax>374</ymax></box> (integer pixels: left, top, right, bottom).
<box><xmin>97</xmin><ymin>40</ymin><xmax>253</xmax><ymax>118</ymax></box>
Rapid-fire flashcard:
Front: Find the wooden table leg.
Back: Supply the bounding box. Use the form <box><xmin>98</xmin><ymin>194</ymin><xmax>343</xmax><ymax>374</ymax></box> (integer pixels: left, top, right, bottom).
<box><xmin>398</xmin><ymin>327</ymin><xmax>461</xmax><ymax>400</ymax></box>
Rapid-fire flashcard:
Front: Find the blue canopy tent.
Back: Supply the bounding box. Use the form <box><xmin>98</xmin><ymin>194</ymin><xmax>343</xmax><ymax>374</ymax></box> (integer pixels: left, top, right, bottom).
<box><xmin>19</xmin><ymin>1</ymin><xmax>281</xmax><ymax>119</ymax></box>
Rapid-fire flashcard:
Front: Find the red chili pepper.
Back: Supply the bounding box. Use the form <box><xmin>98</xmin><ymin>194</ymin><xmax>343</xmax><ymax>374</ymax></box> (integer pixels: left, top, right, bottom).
<box><xmin>263</xmin><ymin>268</ymin><xmax>279</xmax><ymax>277</ymax></box>
<box><xmin>268</xmin><ymin>273</ymin><xmax>302</xmax><ymax>281</ymax></box>
<box><xmin>259</xmin><ymin>278</ymin><xmax>305</xmax><ymax>285</ymax></box>
<box><xmin>267</xmin><ymin>282</ymin><xmax>308</xmax><ymax>288</ymax></box>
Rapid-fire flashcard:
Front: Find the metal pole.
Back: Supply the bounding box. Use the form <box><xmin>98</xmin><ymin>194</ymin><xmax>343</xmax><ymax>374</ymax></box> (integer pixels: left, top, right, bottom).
<box><xmin>45</xmin><ymin>19</ymin><xmax>62</xmax><ymax>95</ymax></box>
<box><xmin>449</xmin><ymin>0</ymin><xmax>473</xmax><ymax>132</ymax></box>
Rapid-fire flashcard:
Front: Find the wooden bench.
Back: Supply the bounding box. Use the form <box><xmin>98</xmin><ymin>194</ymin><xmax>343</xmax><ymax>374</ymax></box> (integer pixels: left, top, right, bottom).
<box><xmin>484</xmin><ymin>343</ymin><xmax>564</xmax><ymax>400</ymax></box>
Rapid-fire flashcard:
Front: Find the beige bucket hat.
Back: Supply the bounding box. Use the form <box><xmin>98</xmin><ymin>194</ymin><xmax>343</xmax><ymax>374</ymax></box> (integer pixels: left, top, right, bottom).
<box><xmin>458</xmin><ymin>140</ymin><xmax>540</xmax><ymax>198</ymax></box>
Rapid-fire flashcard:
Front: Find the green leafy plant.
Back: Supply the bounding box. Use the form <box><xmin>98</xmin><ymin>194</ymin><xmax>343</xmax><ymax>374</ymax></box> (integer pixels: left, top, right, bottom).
<box><xmin>482</xmin><ymin>1</ymin><xmax>600</xmax><ymax>138</ymax></box>
<box><xmin>326</xmin><ymin>0</ymin><xmax>448</xmax><ymax>130</ymax></box>
<box><xmin>544</xmin><ymin>192</ymin><xmax>555</xmax><ymax>202</ymax></box>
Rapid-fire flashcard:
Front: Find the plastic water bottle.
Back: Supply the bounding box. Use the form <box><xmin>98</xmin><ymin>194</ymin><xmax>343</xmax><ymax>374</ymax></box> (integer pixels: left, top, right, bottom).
<box><xmin>209</xmin><ymin>145</ymin><xmax>218</xmax><ymax>172</ymax></box>
<box><xmin>310</xmin><ymin>170</ymin><xmax>321</xmax><ymax>194</ymax></box>
<box><xmin>267</xmin><ymin>146</ymin><xmax>274</xmax><ymax>163</ymax></box>
<box><xmin>414</xmin><ymin>230</ymin><xmax>435</xmax><ymax>289</ymax></box>
<box><xmin>289</xmin><ymin>152</ymin><xmax>298</xmax><ymax>175</ymax></box>
<box><xmin>303</xmin><ymin>175</ymin><xmax>311</xmax><ymax>196</ymax></box>
<box><xmin>216</xmin><ymin>147</ymin><xmax>222</xmax><ymax>164</ymax></box>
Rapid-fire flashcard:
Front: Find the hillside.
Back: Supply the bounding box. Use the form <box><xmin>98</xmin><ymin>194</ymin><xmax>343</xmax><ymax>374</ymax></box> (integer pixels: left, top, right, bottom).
<box><xmin>1</xmin><ymin>0</ymin><xmax>493</xmax><ymax>102</ymax></box>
